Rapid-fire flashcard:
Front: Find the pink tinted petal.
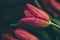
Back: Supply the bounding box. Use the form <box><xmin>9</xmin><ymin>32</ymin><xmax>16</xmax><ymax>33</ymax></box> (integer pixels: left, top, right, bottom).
<box><xmin>14</xmin><ymin>28</ymin><xmax>39</xmax><ymax>40</ymax></box>
<box><xmin>43</xmin><ymin>0</ymin><xmax>58</xmax><ymax>17</ymax></box>
<box><xmin>26</xmin><ymin>3</ymin><xmax>50</xmax><ymax>21</ymax></box>
<box><xmin>24</xmin><ymin>10</ymin><xmax>34</xmax><ymax>17</ymax></box>
<box><xmin>2</xmin><ymin>34</ymin><xmax>17</xmax><ymax>40</ymax></box>
<box><xmin>14</xmin><ymin>29</ymin><xmax>29</xmax><ymax>40</ymax></box>
<box><xmin>20</xmin><ymin>17</ymin><xmax>49</xmax><ymax>28</ymax></box>
<box><xmin>50</xmin><ymin>0</ymin><xmax>60</xmax><ymax>10</ymax></box>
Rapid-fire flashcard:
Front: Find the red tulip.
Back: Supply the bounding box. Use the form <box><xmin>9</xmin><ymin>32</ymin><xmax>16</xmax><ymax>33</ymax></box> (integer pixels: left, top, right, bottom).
<box><xmin>50</xmin><ymin>0</ymin><xmax>60</xmax><ymax>10</ymax></box>
<box><xmin>2</xmin><ymin>33</ymin><xmax>17</xmax><ymax>40</ymax></box>
<box><xmin>20</xmin><ymin>4</ymin><xmax>51</xmax><ymax>28</ymax></box>
<box><xmin>41</xmin><ymin>0</ymin><xmax>60</xmax><ymax>17</ymax></box>
<box><xmin>14</xmin><ymin>28</ymin><xmax>39</xmax><ymax>40</ymax></box>
<box><xmin>2</xmin><ymin>28</ymin><xmax>39</xmax><ymax>40</ymax></box>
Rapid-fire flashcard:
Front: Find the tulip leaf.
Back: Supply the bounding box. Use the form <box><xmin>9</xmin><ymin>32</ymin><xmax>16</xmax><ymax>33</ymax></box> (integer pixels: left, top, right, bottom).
<box><xmin>34</xmin><ymin>0</ymin><xmax>42</xmax><ymax>8</ymax></box>
<box><xmin>56</xmin><ymin>36</ymin><xmax>59</xmax><ymax>40</ymax></box>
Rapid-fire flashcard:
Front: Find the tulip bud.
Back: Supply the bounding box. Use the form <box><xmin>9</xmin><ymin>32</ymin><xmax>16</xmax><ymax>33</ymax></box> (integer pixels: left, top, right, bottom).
<box><xmin>41</xmin><ymin>0</ymin><xmax>60</xmax><ymax>17</ymax></box>
<box><xmin>25</xmin><ymin>3</ymin><xmax>60</xmax><ymax>28</ymax></box>
<box><xmin>50</xmin><ymin>0</ymin><xmax>60</xmax><ymax>10</ymax></box>
<box><xmin>11</xmin><ymin>3</ymin><xmax>60</xmax><ymax>28</ymax></box>
<box><xmin>14</xmin><ymin>28</ymin><xmax>39</xmax><ymax>40</ymax></box>
<box><xmin>2</xmin><ymin>34</ymin><xmax>17</xmax><ymax>40</ymax></box>
<box><xmin>20</xmin><ymin>4</ymin><xmax>51</xmax><ymax>28</ymax></box>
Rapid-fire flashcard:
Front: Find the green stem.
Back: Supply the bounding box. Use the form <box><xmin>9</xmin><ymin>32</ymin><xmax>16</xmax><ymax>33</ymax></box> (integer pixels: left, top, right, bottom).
<box><xmin>10</xmin><ymin>23</ymin><xmax>21</xmax><ymax>26</ymax></box>
<box><xmin>34</xmin><ymin>0</ymin><xmax>42</xmax><ymax>8</ymax></box>
<box><xmin>51</xmin><ymin>22</ymin><xmax>60</xmax><ymax>28</ymax></box>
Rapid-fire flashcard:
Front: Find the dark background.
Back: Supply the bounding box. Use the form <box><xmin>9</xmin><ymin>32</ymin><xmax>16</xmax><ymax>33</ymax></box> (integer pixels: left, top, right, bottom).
<box><xmin>0</xmin><ymin>0</ymin><xmax>36</xmax><ymax>32</ymax></box>
<box><xmin>0</xmin><ymin>0</ymin><xmax>37</xmax><ymax>40</ymax></box>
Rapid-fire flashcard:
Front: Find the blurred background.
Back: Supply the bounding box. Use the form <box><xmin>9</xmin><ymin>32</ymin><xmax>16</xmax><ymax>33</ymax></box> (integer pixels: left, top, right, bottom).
<box><xmin>0</xmin><ymin>0</ymin><xmax>36</xmax><ymax>39</ymax></box>
<box><xmin>0</xmin><ymin>0</ymin><xmax>36</xmax><ymax>32</ymax></box>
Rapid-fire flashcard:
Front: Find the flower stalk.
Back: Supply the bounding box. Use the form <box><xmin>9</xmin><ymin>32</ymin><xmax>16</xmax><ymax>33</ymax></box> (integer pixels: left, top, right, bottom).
<box><xmin>51</xmin><ymin>22</ymin><xmax>60</xmax><ymax>28</ymax></box>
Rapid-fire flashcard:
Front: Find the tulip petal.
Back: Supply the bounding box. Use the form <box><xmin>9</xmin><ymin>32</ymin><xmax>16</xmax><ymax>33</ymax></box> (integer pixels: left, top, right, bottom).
<box><xmin>26</xmin><ymin>3</ymin><xmax>50</xmax><ymax>21</ymax></box>
<box><xmin>42</xmin><ymin>0</ymin><xmax>60</xmax><ymax>17</ymax></box>
<box><xmin>2</xmin><ymin>34</ymin><xmax>17</xmax><ymax>40</ymax></box>
<box><xmin>14</xmin><ymin>28</ymin><xmax>39</xmax><ymax>40</ymax></box>
<box><xmin>50</xmin><ymin>0</ymin><xmax>60</xmax><ymax>10</ymax></box>
<box><xmin>24</xmin><ymin>10</ymin><xmax>34</xmax><ymax>17</ymax></box>
<box><xmin>20</xmin><ymin>17</ymin><xmax>50</xmax><ymax>28</ymax></box>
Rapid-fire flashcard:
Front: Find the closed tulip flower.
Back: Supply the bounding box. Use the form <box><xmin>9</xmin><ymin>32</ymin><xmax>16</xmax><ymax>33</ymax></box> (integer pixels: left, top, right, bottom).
<box><xmin>14</xmin><ymin>28</ymin><xmax>39</xmax><ymax>40</ymax></box>
<box><xmin>11</xmin><ymin>3</ymin><xmax>60</xmax><ymax>28</ymax></box>
<box><xmin>19</xmin><ymin>3</ymin><xmax>60</xmax><ymax>28</ymax></box>
<box><xmin>39</xmin><ymin>0</ymin><xmax>60</xmax><ymax>17</ymax></box>
<box><xmin>2</xmin><ymin>34</ymin><xmax>17</xmax><ymax>40</ymax></box>
<box><xmin>20</xmin><ymin>4</ymin><xmax>51</xmax><ymax>28</ymax></box>
<box><xmin>2</xmin><ymin>28</ymin><xmax>39</xmax><ymax>40</ymax></box>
